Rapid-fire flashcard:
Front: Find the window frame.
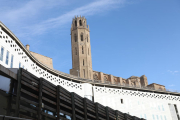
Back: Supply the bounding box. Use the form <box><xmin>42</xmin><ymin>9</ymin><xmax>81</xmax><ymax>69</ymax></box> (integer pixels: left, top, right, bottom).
<box><xmin>81</xmin><ymin>34</ymin><xmax>83</xmax><ymax>41</ymax></box>
<box><xmin>19</xmin><ymin>62</ymin><xmax>21</xmax><ymax>68</ymax></box>
<box><xmin>6</xmin><ymin>50</ymin><xmax>9</xmax><ymax>65</ymax></box>
<box><xmin>10</xmin><ymin>55</ymin><xmax>14</xmax><ymax>68</ymax></box>
<box><xmin>0</xmin><ymin>46</ymin><xmax>4</xmax><ymax>61</ymax></box>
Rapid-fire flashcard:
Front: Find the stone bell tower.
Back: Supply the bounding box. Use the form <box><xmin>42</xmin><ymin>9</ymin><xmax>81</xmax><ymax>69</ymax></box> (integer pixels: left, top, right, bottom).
<box><xmin>70</xmin><ymin>16</ymin><xmax>93</xmax><ymax>79</ymax></box>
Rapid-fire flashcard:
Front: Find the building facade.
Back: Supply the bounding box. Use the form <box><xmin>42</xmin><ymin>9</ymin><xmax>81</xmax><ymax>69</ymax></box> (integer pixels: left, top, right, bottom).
<box><xmin>0</xmin><ymin>18</ymin><xmax>180</xmax><ymax>120</ymax></box>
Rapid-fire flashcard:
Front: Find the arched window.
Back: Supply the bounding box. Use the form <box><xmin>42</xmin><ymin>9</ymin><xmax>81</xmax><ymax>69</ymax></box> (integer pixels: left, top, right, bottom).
<box><xmin>75</xmin><ymin>48</ymin><xmax>77</xmax><ymax>55</ymax></box>
<box><xmin>75</xmin><ymin>20</ymin><xmax>77</xmax><ymax>26</ymax></box>
<box><xmin>83</xmin><ymin>59</ymin><xmax>84</xmax><ymax>66</ymax></box>
<box><xmin>93</xmin><ymin>74</ymin><xmax>98</xmax><ymax>80</ymax></box>
<box><xmin>104</xmin><ymin>76</ymin><xmax>108</xmax><ymax>81</ymax></box>
<box><xmin>82</xmin><ymin>46</ymin><xmax>84</xmax><ymax>54</ymax></box>
<box><xmin>74</xmin><ymin>34</ymin><xmax>77</xmax><ymax>42</ymax></box>
<box><xmin>81</xmin><ymin>34</ymin><xmax>83</xmax><ymax>41</ymax></box>
<box><xmin>79</xmin><ymin>20</ymin><xmax>82</xmax><ymax>26</ymax></box>
<box><xmin>87</xmin><ymin>35</ymin><xmax>88</xmax><ymax>42</ymax></box>
<box><xmin>123</xmin><ymin>81</ymin><xmax>126</xmax><ymax>86</ymax></box>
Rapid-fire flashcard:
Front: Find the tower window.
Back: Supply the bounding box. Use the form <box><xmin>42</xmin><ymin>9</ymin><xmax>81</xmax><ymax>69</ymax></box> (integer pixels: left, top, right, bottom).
<box><xmin>81</xmin><ymin>34</ymin><xmax>83</xmax><ymax>41</ymax></box>
<box><xmin>82</xmin><ymin>46</ymin><xmax>84</xmax><ymax>54</ymax></box>
<box><xmin>79</xmin><ymin>20</ymin><xmax>82</xmax><ymax>26</ymax></box>
<box><xmin>74</xmin><ymin>34</ymin><xmax>77</xmax><ymax>42</ymax></box>
<box><xmin>75</xmin><ymin>20</ymin><xmax>77</xmax><ymax>26</ymax></box>
<box><xmin>83</xmin><ymin>59</ymin><xmax>84</xmax><ymax>66</ymax></box>
<box><xmin>75</xmin><ymin>48</ymin><xmax>77</xmax><ymax>55</ymax></box>
<box><xmin>88</xmin><ymin>48</ymin><xmax>89</xmax><ymax>55</ymax></box>
<box><xmin>83</xmin><ymin>69</ymin><xmax>85</xmax><ymax>78</ymax></box>
<box><xmin>87</xmin><ymin>35</ymin><xmax>88</xmax><ymax>42</ymax></box>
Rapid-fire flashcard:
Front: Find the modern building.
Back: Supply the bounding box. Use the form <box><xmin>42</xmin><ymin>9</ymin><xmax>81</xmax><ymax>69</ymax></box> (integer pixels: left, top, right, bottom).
<box><xmin>0</xmin><ymin>16</ymin><xmax>180</xmax><ymax>120</ymax></box>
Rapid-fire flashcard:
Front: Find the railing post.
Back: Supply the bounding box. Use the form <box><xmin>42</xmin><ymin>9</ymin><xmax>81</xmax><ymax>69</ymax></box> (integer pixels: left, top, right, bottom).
<box><xmin>3</xmin><ymin>115</ymin><xmax>5</xmax><ymax>120</ymax></box>
<box><xmin>106</xmin><ymin>107</ymin><xmax>109</xmax><ymax>120</ymax></box>
<box><xmin>83</xmin><ymin>98</ymin><xmax>87</xmax><ymax>120</ymax></box>
<box><xmin>115</xmin><ymin>110</ymin><xmax>119</xmax><ymax>120</ymax></box>
<box><xmin>56</xmin><ymin>85</ymin><xmax>60</xmax><ymax>120</ymax></box>
<box><xmin>38</xmin><ymin>78</ymin><xmax>43</xmax><ymax>120</ymax></box>
<box><xmin>95</xmin><ymin>103</ymin><xmax>99</xmax><ymax>120</ymax></box>
<box><xmin>71</xmin><ymin>92</ymin><xmax>76</xmax><ymax>120</ymax></box>
<box><xmin>124</xmin><ymin>113</ymin><xmax>128</xmax><ymax>120</ymax></box>
<box><xmin>15</xmin><ymin>68</ymin><xmax>22</xmax><ymax>117</ymax></box>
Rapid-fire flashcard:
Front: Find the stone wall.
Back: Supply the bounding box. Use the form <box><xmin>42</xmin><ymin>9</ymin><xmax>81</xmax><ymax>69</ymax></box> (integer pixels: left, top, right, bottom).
<box><xmin>25</xmin><ymin>44</ymin><xmax>53</xmax><ymax>69</ymax></box>
<box><xmin>93</xmin><ymin>71</ymin><xmax>165</xmax><ymax>91</ymax></box>
<box><xmin>147</xmin><ymin>83</ymin><xmax>166</xmax><ymax>91</ymax></box>
<box><xmin>30</xmin><ymin>51</ymin><xmax>53</xmax><ymax>69</ymax></box>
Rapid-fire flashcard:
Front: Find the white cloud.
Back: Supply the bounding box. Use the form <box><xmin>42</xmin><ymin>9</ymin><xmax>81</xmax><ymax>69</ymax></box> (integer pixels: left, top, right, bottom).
<box><xmin>25</xmin><ymin>0</ymin><xmax>126</xmax><ymax>35</ymax></box>
<box><xmin>0</xmin><ymin>0</ymin><xmax>126</xmax><ymax>37</ymax></box>
<box><xmin>167</xmin><ymin>70</ymin><xmax>179</xmax><ymax>74</ymax></box>
<box><xmin>1</xmin><ymin>0</ymin><xmax>67</xmax><ymax>22</ymax></box>
<box><xmin>168</xmin><ymin>84</ymin><xmax>175</xmax><ymax>87</ymax></box>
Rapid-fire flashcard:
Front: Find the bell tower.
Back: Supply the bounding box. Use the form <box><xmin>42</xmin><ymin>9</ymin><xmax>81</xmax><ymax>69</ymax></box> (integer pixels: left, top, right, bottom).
<box><xmin>70</xmin><ymin>16</ymin><xmax>93</xmax><ymax>79</ymax></box>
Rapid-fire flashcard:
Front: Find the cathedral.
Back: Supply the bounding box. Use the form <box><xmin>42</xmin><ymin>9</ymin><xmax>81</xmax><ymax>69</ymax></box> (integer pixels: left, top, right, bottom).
<box><xmin>69</xmin><ymin>16</ymin><xmax>165</xmax><ymax>91</ymax></box>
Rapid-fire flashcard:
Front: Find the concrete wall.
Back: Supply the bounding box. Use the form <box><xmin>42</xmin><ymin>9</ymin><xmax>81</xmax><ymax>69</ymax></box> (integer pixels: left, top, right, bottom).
<box><xmin>93</xmin><ymin>86</ymin><xmax>180</xmax><ymax>120</ymax></box>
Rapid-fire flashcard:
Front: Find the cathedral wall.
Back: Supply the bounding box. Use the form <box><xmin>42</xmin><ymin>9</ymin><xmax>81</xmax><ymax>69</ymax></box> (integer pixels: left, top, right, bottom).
<box><xmin>93</xmin><ymin>71</ymin><xmax>164</xmax><ymax>91</ymax></box>
<box><xmin>30</xmin><ymin>51</ymin><xmax>53</xmax><ymax>69</ymax></box>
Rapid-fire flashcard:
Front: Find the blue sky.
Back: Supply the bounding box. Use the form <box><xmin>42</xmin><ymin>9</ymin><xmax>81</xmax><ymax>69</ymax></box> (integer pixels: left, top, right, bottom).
<box><xmin>0</xmin><ymin>0</ymin><xmax>180</xmax><ymax>91</ymax></box>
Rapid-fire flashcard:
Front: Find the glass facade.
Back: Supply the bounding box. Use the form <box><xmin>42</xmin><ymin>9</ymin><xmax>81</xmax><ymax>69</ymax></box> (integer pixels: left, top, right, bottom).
<box><xmin>0</xmin><ymin>75</ymin><xmax>11</xmax><ymax>92</ymax></box>
<box><xmin>152</xmin><ymin>114</ymin><xmax>155</xmax><ymax>120</ymax></box>
<box><xmin>0</xmin><ymin>75</ymin><xmax>17</xmax><ymax>116</ymax></box>
<box><xmin>11</xmin><ymin>55</ymin><xmax>13</xmax><ymax>68</ymax></box>
<box><xmin>6</xmin><ymin>51</ymin><xmax>9</xmax><ymax>65</ymax></box>
<box><xmin>19</xmin><ymin>62</ymin><xmax>21</xmax><ymax>68</ymax></box>
<box><xmin>0</xmin><ymin>47</ymin><xmax>4</xmax><ymax>61</ymax></box>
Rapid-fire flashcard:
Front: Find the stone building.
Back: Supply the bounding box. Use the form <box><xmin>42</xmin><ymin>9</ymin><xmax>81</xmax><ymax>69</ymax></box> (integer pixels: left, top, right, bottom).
<box><xmin>70</xmin><ymin>16</ymin><xmax>93</xmax><ymax>79</ymax></box>
<box><xmin>69</xmin><ymin>16</ymin><xmax>165</xmax><ymax>91</ymax></box>
<box><xmin>25</xmin><ymin>44</ymin><xmax>53</xmax><ymax>69</ymax></box>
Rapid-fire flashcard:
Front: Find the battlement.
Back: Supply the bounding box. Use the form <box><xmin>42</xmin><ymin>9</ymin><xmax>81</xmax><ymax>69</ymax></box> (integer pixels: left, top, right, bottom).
<box><xmin>92</xmin><ymin>70</ymin><xmax>165</xmax><ymax>91</ymax></box>
<box><xmin>71</xmin><ymin>15</ymin><xmax>89</xmax><ymax>30</ymax></box>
